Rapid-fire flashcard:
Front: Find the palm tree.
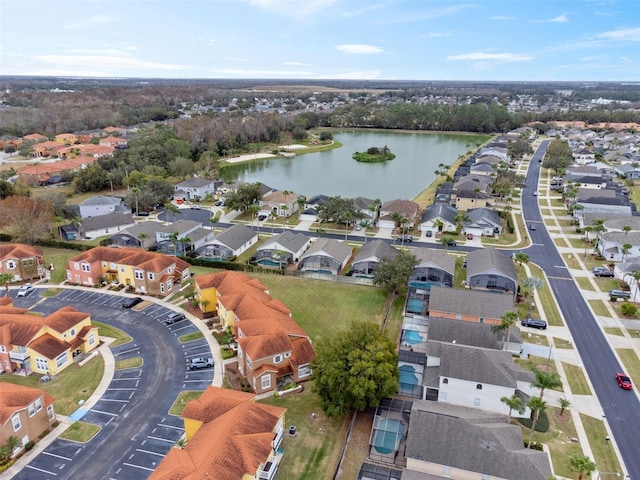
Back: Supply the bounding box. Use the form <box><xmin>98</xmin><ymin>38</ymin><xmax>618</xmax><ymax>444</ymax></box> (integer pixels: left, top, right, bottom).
<box><xmin>531</xmin><ymin>368</ymin><xmax>562</xmax><ymax>398</ymax></box>
<box><xmin>568</xmin><ymin>453</ymin><xmax>597</xmax><ymax>480</ymax></box>
<box><xmin>558</xmin><ymin>397</ymin><xmax>571</xmax><ymax>416</ymax></box>
<box><xmin>3</xmin><ymin>436</ymin><xmax>20</xmax><ymax>460</ymax></box>
<box><xmin>514</xmin><ymin>252</ymin><xmax>529</xmax><ymax>265</ymax></box>
<box><xmin>138</xmin><ymin>232</ymin><xmax>148</xmax><ymax>248</ymax></box>
<box><xmin>248</xmin><ymin>203</ymin><xmax>260</xmax><ymax>230</ymax></box>
<box><xmin>200</xmin><ymin>299</ymin><xmax>211</xmax><ymax>313</ymax></box>
<box><xmin>622</xmin><ymin>243</ymin><xmax>633</xmax><ymax>263</ymax></box>
<box><xmin>500</xmin><ymin>394</ymin><xmax>525</xmax><ymax>423</ymax></box>
<box><xmin>179</xmin><ymin>236</ymin><xmax>191</xmax><ymax>255</ymax></box>
<box><xmin>208</xmin><ymin>217</ymin><xmax>217</xmax><ymax>231</ymax></box>
<box><xmin>623</xmin><ymin>225</ymin><xmax>631</xmax><ymax>241</ymax></box>
<box><xmin>360</xmin><ymin>220</ymin><xmax>372</xmax><ymax>242</ymax></box>
<box><xmin>169</xmin><ymin>232</ymin><xmax>179</xmax><ymax>255</ymax></box>
<box><xmin>0</xmin><ymin>272</ymin><xmax>13</xmax><ymax>295</ymax></box>
<box><xmin>526</xmin><ymin>396</ymin><xmax>547</xmax><ymax>449</ymax></box>
<box><xmin>630</xmin><ymin>269</ymin><xmax>640</xmax><ymax>302</ymax></box>
<box><xmin>433</xmin><ymin>219</ymin><xmax>444</xmax><ymax>234</ymax></box>
<box><xmin>270</xmin><ymin>211</ymin><xmax>278</xmax><ymax>233</ymax></box>
<box><xmin>492</xmin><ymin>311</ymin><xmax>518</xmax><ymax>350</ymax></box>
<box><xmin>164</xmin><ymin>202</ymin><xmax>180</xmax><ymax>223</ymax></box>
<box><xmin>343</xmin><ymin>211</ymin><xmax>353</xmax><ymax>240</ymax></box>
<box><xmin>132</xmin><ymin>187</ymin><xmax>141</xmax><ymax>216</ymax></box>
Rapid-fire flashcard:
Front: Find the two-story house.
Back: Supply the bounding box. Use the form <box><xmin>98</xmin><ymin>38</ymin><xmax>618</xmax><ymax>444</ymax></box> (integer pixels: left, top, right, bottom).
<box><xmin>377</xmin><ymin>199</ymin><xmax>420</xmax><ymax>230</ymax></box>
<box><xmin>251</xmin><ymin>230</ymin><xmax>312</xmax><ymax>268</ymax></box>
<box><xmin>149</xmin><ymin>387</ymin><xmax>286</xmax><ymax>480</ymax></box>
<box><xmin>428</xmin><ymin>286</ymin><xmax>514</xmax><ymax>326</ymax></box>
<box><xmin>174</xmin><ymin>176</ymin><xmax>219</xmax><ymax>201</ymax></box>
<box><xmin>66</xmin><ymin>247</ymin><xmax>190</xmax><ymax>295</ymax></box>
<box><xmin>0</xmin><ymin>384</ymin><xmax>56</xmax><ymax>457</ymax></box>
<box><xmin>78</xmin><ymin>195</ymin><xmax>130</xmax><ymax>218</ymax></box>
<box><xmin>260</xmin><ymin>190</ymin><xmax>301</xmax><ymax>217</ymax></box>
<box><xmin>0</xmin><ymin>244</ymin><xmax>46</xmax><ymax>282</ymax></box>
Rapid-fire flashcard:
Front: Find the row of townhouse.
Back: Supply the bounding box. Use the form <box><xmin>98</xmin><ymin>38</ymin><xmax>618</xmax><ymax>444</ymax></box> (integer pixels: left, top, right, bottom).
<box><xmin>194</xmin><ymin>271</ymin><xmax>315</xmax><ymax>395</ymax></box>
<box><xmin>0</xmin><ymin>244</ymin><xmax>46</xmax><ymax>282</ymax></box>
<box><xmin>0</xmin><ymin>299</ymin><xmax>99</xmax><ymax>376</ymax></box>
<box><xmin>65</xmin><ymin>246</ymin><xmax>190</xmax><ymax>295</ymax></box>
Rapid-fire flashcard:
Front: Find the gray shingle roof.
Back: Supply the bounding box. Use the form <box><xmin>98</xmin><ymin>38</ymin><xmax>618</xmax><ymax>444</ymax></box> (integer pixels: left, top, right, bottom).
<box><xmin>412</xmin><ymin>248</ymin><xmax>456</xmax><ymax>275</ymax></box>
<box><xmin>420</xmin><ymin>204</ymin><xmax>457</xmax><ymax>225</ymax></box>
<box><xmin>175</xmin><ymin>177</ymin><xmax>216</xmax><ymax>188</ymax></box>
<box><xmin>465</xmin><ymin>208</ymin><xmax>501</xmax><ymax>228</ymax></box>
<box><xmin>427</xmin><ymin>316</ymin><xmax>521</xmax><ymax>350</ymax></box>
<box><xmin>118</xmin><ymin>220</ymin><xmax>165</xmax><ymax>239</ymax></box>
<box><xmin>301</xmin><ymin>238</ymin><xmax>352</xmax><ymax>263</ymax></box>
<box><xmin>351</xmin><ymin>196</ymin><xmax>375</xmax><ymax>210</ymax></box>
<box><xmin>79</xmin><ymin>195</ymin><xmax>123</xmax><ymax>206</ymax></box>
<box><xmin>213</xmin><ymin>224</ymin><xmax>257</xmax><ymax>250</ymax></box>
<box><xmin>405</xmin><ymin>401</ymin><xmax>552</xmax><ymax>480</ymax></box>
<box><xmin>258</xmin><ymin>230</ymin><xmax>311</xmax><ymax>254</ymax></box>
<box><xmin>352</xmin><ymin>239</ymin><xmax>400</xmax><ymax>264</ymax></box>
<box><xmin>156</xmin><ymin>219</ymin><xmax>202</xmax><ymax>235</ymax></box>
<box><xmin>466</xmin><ymin>248</ymin><xmax>516</xmax><ymax>282</ymax></box>
<box><xmin>601</xmin><ymin>231</ymin><xmax>640</xmax><ymax>244</ymax></box>
<box><xmin>429</xmin><ymin>286</ymin><xmax>514</xmax><ymax>320</ymax></box>
<box><xmin>79</xmin><ymin>213</ymin><xmax>134</xmax><ymax>231</ymax></box>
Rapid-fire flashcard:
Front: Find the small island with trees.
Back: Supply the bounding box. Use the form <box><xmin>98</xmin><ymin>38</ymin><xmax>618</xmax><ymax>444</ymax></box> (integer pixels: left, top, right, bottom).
<box><xmin>352</xmin><ymin>146</ymin><xmax>395</xmax><ymax>163</ymax></box>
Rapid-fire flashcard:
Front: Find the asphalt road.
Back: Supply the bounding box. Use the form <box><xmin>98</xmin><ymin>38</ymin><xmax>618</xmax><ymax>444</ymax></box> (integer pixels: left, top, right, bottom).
<box><xmin>520</xmin><ymin>140</ymin><xmax>640</xmax><ymax>478</ymax></box>
<box><xmin>10</xmin><ymin>290</ymin><xmax>214</xmax><ymax>480</ymax></box>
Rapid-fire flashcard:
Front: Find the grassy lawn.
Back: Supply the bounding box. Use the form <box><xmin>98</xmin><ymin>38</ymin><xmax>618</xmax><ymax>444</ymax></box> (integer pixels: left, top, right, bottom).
<box><xmin>540</xmin><ymin>208</ymin><xmax>552</xmax><ymax>215</ymax></box>
<box><xmin>169</xmin><ymin>391</ymin><xmax>204</xmax><ymax>416</ymax></box>
<box><xmin>527</xmin><ymin>264</ymin><xmax>563</xmax><ymax>327</ymax></box>
<box><xmin>553</xmin><ymin>237</ymin><xmax>569</xmax><ymax>248</ymax></box>
<box><xmin>523</xmin><ymin>332</ymin><xmax>549</xmax><ymax>347</ymax></box>
<box><xmin>59</xmin><ymin>421</ymin><xmax>101</xmax><ymax>443</ymax></box>
<box><xmin>261</xmin><ymin>385</ymin><xmax>349</xmax><ymax>480</ymax></box>
<box><xmin>515</xmin><ymin>356</ymin><xmax>561</xmax><ymax>392</ymax></box>
<box><xmin>115</xmin><ymin>357</ymin><xmax>143</xmax><ymax>370</ymax></box>
<box><xmin>39</xmin><ymin>246</ymin><xmax>80</xmax><ymax>284</ymax></box>
<box><xmin>520</xmin><ymin>406</ymin><xmax>581</xmax><ymax>478</ymax></box>
<box><xmin>553</xmin><ymin>337</ymin><xmax>573</xmax><ymax>349</ymax></box>
<box><xmin>453</xmin><ymin>257</ymin><xmax>466</xmax><ymax>288</ymax></box>
<box><xmin>41</xmin><ymin>288</ymin><xmax>63</xmax><ymax>297</ymax></box>
<box><xmin>1</xmin><ymin>356</ymin><xmax>104</xmax><ymax>415</ymax></box>
<box><xmin>562</xmin><ymin>362</ymin><xmax>592</xmax><ymax>395</ymax></box>
<box><xmin>604</xmin><ymin>327</ymin><xmax>623</xmax><ymax>336</ymax></box>
<box><xmin>580</xmin><ymin>414</ymin><xmax>623</xmax><ymax>475</ymax></box>
<box><xmin>575</xmin><ymin>277</ymin><xmax>596</xmax><ymax>291</ymax></box>
<box><xmin>616</xmin><ymin>348</ymin><xmax>640</xmax><ymax>385</ymax></box>
<box><xmin>94</xmin><ymin>321</ymin><xmax>132</xmax><ymax>347</ymax></box>
<box><xmin>588</xmin><ymin>299</ymin><xmax>612</xmax><ymax>317</ymax></box>
<box><xmin>179</xmin><ymin>331</ymin><xmax>204</xmax><ymax>343</ymax></box>
<box><xmin>567</xmin><ymin>237</ymin><xmax>587</xmax><ymax>249</ymax></box>
<box><xmin>253</xmin><ymin>274</ymin><xmax>389</xmax><ymax>343</ymax></box>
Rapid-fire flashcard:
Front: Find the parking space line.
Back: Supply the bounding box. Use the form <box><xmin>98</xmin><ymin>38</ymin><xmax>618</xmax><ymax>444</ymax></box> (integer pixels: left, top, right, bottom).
<box><xmin>101</xmin><ymin>398</ymin><xmax>129</xmax><ymax>403</ymax></box>
<box><xmin>26</xmin><ymin>465</ymin><xmax>58</xmax><ymax>475</ymax></box>
<box><xmin>42</xmin><ymin>451</ymin><xmax>72</xmax><ymax>461</ymax></box>
<box><xmin>114</xmin><ymin>347</ymin><xmax>140</xmax><ymax>356</ymax></box>
<box><xmin>135</xmin><ymin>448</ymin><xmax>166</xmax><ymax>457</ymax></box>
<box><xmin>170</xmin><ymin>325</ymin><xmax>192</xmax><ymax>332</ymax></box>
<box><xmin>147</xmin><ymin>436</ymin><xmax>175</xmax><ymax>443</ymax></box>
<box><xmin>91</xmin><ymin>409</ymin><xmax>119</xmax><ymax>417</ymax></box>
<box><xmin>122</xmin><ymin>463</ymin><xmax>155</xmax><ymax>471</ymax></box>
<box><xmin>183</xmin><ymin>379</ymin><xmax>211</xmax><ymax>383</ymax></box>
<box><xmin>111</xmin><ymin>377</ymin><xmax>142</xmax><ymax>381</ymax></box>
<box><xmin>184</xmin><ymin>351</ymin><xmax>209</xmax><ymax>358</ymax></box>
<box><xmin>158</xmin><ymin>424</ymin><xmax>184</xmax><ymax>431</ymax></box>
<box><xmin>107</xmin><ymin>388</ymin><xmax>137</xmax><ymax>391</ymax></box>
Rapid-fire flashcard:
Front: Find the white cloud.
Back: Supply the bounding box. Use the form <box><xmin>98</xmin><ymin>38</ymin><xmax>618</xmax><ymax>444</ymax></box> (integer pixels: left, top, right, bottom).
<box><xmin>247</xmin><ymin>0</ymin><xmax>337</xmax><ymax>18</ymax></box>
<box><xmin>597</xmin><ymin>26</ymin><xmax>640</xmax><ymax>41</ymax></box>
<box><xmin>533</xmin><ymin>13</ymin><xmax>569</xmax><ymax>23</ymax></box>
<box><xmin>448</xmin><ymin>52</ymin><xmax>534</xmax><ymax>63</ymax></box>
<box><xmin>64</xmin><ymin>15</ymin><xmax>118</xmax><ymax>30</ymax></box>
<box><xmin>336</xmin><ymin>44</ymin><xmax>383</xmax><ymax>54</ymax></box>
<box><xmin>33</xmin><ymin>52</ymin><xmax>188</xmax><ymax>71</ymax></box>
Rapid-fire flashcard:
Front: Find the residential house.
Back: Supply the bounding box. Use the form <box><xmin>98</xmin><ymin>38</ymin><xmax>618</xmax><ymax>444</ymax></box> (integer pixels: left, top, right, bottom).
<box><xmin>427</xmin><ymin>316</ymin><xmax>523</xmax><ymax>354</ymax></box>
<box><xmin>299</xmin><ymin>194</ymin><xmax>329</xmax><ymax>222</ymax></box>
<box><xmin>465</xmin><ymin>248</ymin><xmax>517</xmax><ymax>295</ymax></box>
<box><xmin>78</xmin><ymin>213</ymin><xmax>136</xmax><ymax>240</ymax></box>
<box><xmin>297</xmin><ymin>238</ymin><xmax>352</xmax><ymax>275</ymax></box>
<box><xmin>0</xmin><ymin>305</ymin><xmax>99</xmax><ymax>375</ymax></box>
<box><xmin>66</xmin><ymin>247</ymin><xmax>190</xmax><ymax>295</ymax></box>
<box><xmin>574</xmin><ymin>188</ymin><xmax>632</xmax><ymax>219</ymax></box>
<box><xmin>403</xmin><ymin>401</ymin><xmax>552</xmax><ymax>479</ymax></box>
<box><xmin>149</xmin><ymin>387</ymin><xmax>286</xmax><ymax>480</ymax></box>
<box><xmin>17</xmin><ymin>156</ymin><xmax>97</xmax><ymax>185</ymax></box>
<box><xmin>428</xmin><ymin>286</ymin><xmax>514</xmax><ymax>326</ymax></box>
<box><xmin>99</xmin><ymin>136</ymin><xmax>128</xmax><ymax>148</ymax></box>
<box><xmin>260</xmin><ymin>190</ymin><xmax>301</xmax><ymax>217</ymax></box>
<box><xmin>378</xmin><ymin>199</ymin><xmax>420</xmax><ymax>230</ymax></box>
<box><xmin>199</xmin><ymin>224</ymin><xmax>258</xmax><ymax>260</ymax></box>
<box><xmin>79</xmin><ymin>195</ymin><xmax>130</xmax><ymax>218</ymax></box>
<box><xmin>614</xmin><ymin>163</ymin><xmax>640</xmax><ymax>180</ymax></box>
<box><xmin>463</xmin><ymin>207</ymin><xmax>502</xmax><ymax>237</ymax></box>
<box><xmin>54</xmin><ymin>133</ymin><xmax>77</xmax><ymax>145</ymax></box>
<box><xmin>155</xmin><ymin>219</ymin><xmax>211</xmax><ymax>255</ymax></box>
<box><xmin>174</xmin><ymin>176</ymin><xmax>219</xmax><ymax>201</ymax></box>
<box><xmin>22</xmin><ymin>133</ymin><xmax>48</xmax><ymax>143</ymax></box>
<box><xmin>573</xmin><ymin>147</ymin><xmax>596</xmax><ymax>164</ymax></box>
<box><xmin>350</xmin><ymin>240</ymin><xmax>400</xmax><ymax>278</ymax></box>
<box><xmin>451</xmin><ymin>175</ymin><xmax>493</xmax><ymax>210</ymax></box>
<box><xmin>31</xmin><ymin>141</ymin><xmax>64</xmax><ymax>157</ymax></box>
<box><xmin>251</xmin><ymin>230</ymin><xmax>312</xmax><ymax>268</ymax></box>
<box><xmin>0</xmin><ymin>244</ymin><xmax>46</xmax><ymax>281</ymax></box>
<box><xmin>351</xmin><ymin>196</ymin><xmax>378</xmax><ymax>223</ymax></box>
<box><xmin>469</xmin><ymin>162</ymin><xmax>496</xmax><ymax>176</ymax></box>
<box><xmin>598</xmin><ymin>231</ymin><xmax>640</xmax><ymax>262</ymax></box>
<box><xmin>103</xmin><ymin>221</ymin><xmax>165</xmax><ymax>249</ymax></box>
<box><xmin>0</xmin><ymin>384</ymin><xmax>56</xmax><ymax>456</ymax></box>
<box><xmin>404</xmin><ymin>249</ymin><xmax>455</xmax><ymax>318</ymax></box>
<box><xmin>418</xmin><ymin>204</ymin><xmax>458</xmax><ymax>237</ymax></box>
<box><xmin>58</xmin><ymin>143</ymin><xmax>114</xmax><ymax>158</ymax></box>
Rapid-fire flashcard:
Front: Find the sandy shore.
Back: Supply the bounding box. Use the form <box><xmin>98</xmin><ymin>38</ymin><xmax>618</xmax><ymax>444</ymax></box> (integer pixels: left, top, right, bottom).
<box><xmin>223</xmin><ymin>153</ymin><xmax>278</xmax><ymax>164</ymax></box>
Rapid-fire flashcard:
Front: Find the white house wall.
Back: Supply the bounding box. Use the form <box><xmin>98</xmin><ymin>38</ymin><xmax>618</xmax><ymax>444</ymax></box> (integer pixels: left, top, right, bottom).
<box><xmin>438</xmin><ymin>377</ymin><xmax>526</xmax><ymax>418</ymax></box>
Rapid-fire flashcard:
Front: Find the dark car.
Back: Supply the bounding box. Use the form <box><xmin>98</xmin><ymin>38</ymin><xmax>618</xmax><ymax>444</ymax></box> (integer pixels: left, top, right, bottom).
<box><xmin>189</xmin><ymin>357</ymin><xmax>214</xmax><ymax>370</ymax></box>
<box><xmin>165</xmin><ymin>312</ymin><xmax>186</xmax><ymax>324</ymax></box>
<box><xmin>615</xmin><ymin>372</ymin><xmax>633</xmax><ymax>390</ymax></box>
<box><xmin>594</xmin><ymin>269</ymin><xmax>614</xmax><ymax>277</ymax></box>
<box><xmin>214</xmin><ymin>200</ymin><xmax>222</xmax><ymax>206</ymax></box>
<box><xmin>122</xmin><ymin>297</ymin><xmax>143</xmax><ymax>309</ymax></box>
<box><xmin>258</xmin><ymin>214</ymin><xmax>267</xmax><ymax>221</ymax></box>
<box><xmin>396</xmin><ymin>235</ymin><xmax>413</xmax><ymax>243</ymax></box>
<box><xmin>529</xmin><ymin>223</ymin><xmax>536</xmax><ymax>230</ymax></box>
<box><xmin>521</xmin><ymin>318</ymin><xmax>547</xmax><ymax>330</ymax></box>
<box><xmin>609</xmin><ymin>290</ymin><xmax>631</xmax><ymax>299</ymax></box>
<box><xmin>446</xmin><ymin>239</ymin><xmax>457</xmax><ymax>247</ymax></box>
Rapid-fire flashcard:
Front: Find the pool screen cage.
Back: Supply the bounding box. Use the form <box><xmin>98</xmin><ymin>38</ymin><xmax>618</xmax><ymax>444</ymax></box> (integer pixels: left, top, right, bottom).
<box><xmin>367</xmin><ymin>398</ymin><xmax>413</xmax><ymax>465</ymax></box>
<box><xmin>357</xmin><ymin>462</ymin><xmax>403</xmax><ymax>480</ymax></box>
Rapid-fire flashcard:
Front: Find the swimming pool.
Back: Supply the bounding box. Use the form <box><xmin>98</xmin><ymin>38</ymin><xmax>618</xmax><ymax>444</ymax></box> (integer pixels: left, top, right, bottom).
<box><xmin>402</xmin><ymin>329</ymin><xmax>424</xmax><ymax>345</ymax></box>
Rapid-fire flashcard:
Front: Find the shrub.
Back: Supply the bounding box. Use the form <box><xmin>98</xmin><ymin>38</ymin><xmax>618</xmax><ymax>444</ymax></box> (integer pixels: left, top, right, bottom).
<box><xmin>25</xmin><ymin>441</ymin><xmax>35</xmax><ymax>451</ymax></box>
<box><xmin>39</xmin><ymin>429</ymin><xmax>50</xmax><ymax>439</ymax></box>
<box><xmin>620</xmin><ymin>302</ymin><xmax>637</xmax><ymax>317</ymax></box>
<box><xmin>519</xmin><ymin>410</ymin><xmax>549</xmax><ymax>433</ymax></box>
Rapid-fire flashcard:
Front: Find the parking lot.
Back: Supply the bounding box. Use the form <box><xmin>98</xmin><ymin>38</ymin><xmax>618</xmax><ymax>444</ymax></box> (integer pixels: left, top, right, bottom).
<box><xmin>10</xmin><ymin>288</ymin><xmax>215</xmax><ymax>480</ymax></box>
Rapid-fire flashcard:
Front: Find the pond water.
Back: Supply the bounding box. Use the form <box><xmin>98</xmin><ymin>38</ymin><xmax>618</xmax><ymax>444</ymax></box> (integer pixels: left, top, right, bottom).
<box><xmin>220</xmin><ymin>130</ymin><xmax>489</xmax><ymax>202</ymax></box>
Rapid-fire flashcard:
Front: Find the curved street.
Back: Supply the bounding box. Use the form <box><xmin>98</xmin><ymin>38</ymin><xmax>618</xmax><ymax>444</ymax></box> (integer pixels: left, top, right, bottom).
<box><xmin>521</xmin><ymin>140</ymin><xmax>640</xmax><ymax>479</ymax></box>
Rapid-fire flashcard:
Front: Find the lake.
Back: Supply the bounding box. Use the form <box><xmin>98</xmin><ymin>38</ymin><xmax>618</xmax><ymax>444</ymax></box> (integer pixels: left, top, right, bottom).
<box><xmin>220</xmin><ymin>130</ymin><xmax>489</xmax><ymax>202</ymax></box>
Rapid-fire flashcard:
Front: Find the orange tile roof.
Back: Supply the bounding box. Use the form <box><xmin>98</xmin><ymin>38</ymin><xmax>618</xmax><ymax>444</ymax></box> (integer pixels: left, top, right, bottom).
<box><xmin>150</xmin><ymin>387</ymin><xmax>286</xmax><ymax>480</ymax></box>
<box><xmin>0</xmin><ymin>383</ymin><xmax>54</xmax><ymax>425</ymax></box>
<box><xmin>0</xmin><ymin>297</ymin><xmax>14</xmax><ymax>306</ymax></box>
<box><xmin>22</xmin><ymin>133</ymin><xmax>48</xmax><ymax>141</ymax></box>
<box><xmin>0</xmin><ymin>243</ymin><xmax>43</xmax><ymax>261</ymax></box>
<box><xmin>29</xmin><ymin>333</ymin><xmax>72</xmax><ymax>358</ymax></box>
<box><xmin>68</xmin><ymin>247</ymin><xmax>188</xmax><ymax>275</ymax></box>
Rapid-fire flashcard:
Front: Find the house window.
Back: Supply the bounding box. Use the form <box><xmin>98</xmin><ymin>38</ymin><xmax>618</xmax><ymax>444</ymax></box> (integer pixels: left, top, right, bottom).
<box><xmin>298</xmin><ymin>365</ymin><xmax>311</xmax><ymax>377</ymax></box>
<box><xmin>261</xmin><ymin>375</ymin><xmax>271</xmax><ymax>390</ymax></box>
<box><xmin>81</xmin><ymin>264</ymin><xmax>90</xmax><ymax>272</ymax></box>
<box><xmin>110</xmin><ymin>262</ymin><xmax>116</xmax><ymax>270</ymax></box>
<box><xmin>12</xmin><ymin>415</ymin><xmax>21</xmax><ymax>432</ymax></box>
<box><xmin>167</xmin><ymin>278</ymin><xmax>172</xmax><ymax>291</ymax></box>
<box><xmin>120</xmin><ymin>266</ymin><xmax>125</xmax><ymax>272</ymax></box>
<box><xmin>35</xmin><ymin>398</ymin><xmax>42</xmax><ymax>412</ymax></box>
<box><xmin>67</xmin><ymin>271</ymin><xmax>72</xmax><ymax>280</ymax></box>
<box><xmin>0</xmin><ymin>345</ymin><xmax>5</xmax><ymax>353</ymax></box>
<box><xmin>47</xmin><ymin>405</ymin><xmax>54</xmax><ymax>420</ymax></box>
<box><xmin>148</xmin><ymin>272</ymin><xmax>154</xmax><ymax>280</ymax></box>
<box><xmin>73</xmin><ymin>262</ymin><xmax>80</xmax><ymax>270</ymax></box>
<box><xmin>168</xmin><ymin>266</ymin><xmax>173</xmax><ymax>274</ymax></box>
<box><xmin>274</xmin><ymin>354</ymin><xmax>282</xmax><ymax>363</ymax></box>
<box><xmin>284</xmin><ymin>352</ymin><xmax>291</xmax><ymax>358</ymax></box>
<box><xmin>56</xmin><ymin>351</ymin><xmax>69</xmax><ymax>368</ymax></box>
<box><xmin>28</xmin><ymin>404</ymin><xmax>35</xmax><ymax>417</ymax></box>
<box><xmin>476</xmin><ymin>384</ymin><xmax>483</xmax><ymax>390</ymax></box>
<box><xmin>6</xmin><ymin>260</ymin><xmax>16</xmax><ymax>269</ymax></box>
<box><xmin>102</xmin><ymin>261</ymin><xmax>107</xmax><ymax>268</ymax></box>
<box><xmin>88</xmin><ymin>333</ymin><xmax>95</xmax><ymax>346</ymax></box>
<box><xmin>474</xmin><ymin>397</ymin><xmax>481</xmax><ymax>407</ymax></box>
<box><xmin>479</xmin><ymin>317</ymin><xmax>484</xmax><ymax>323</ymax></box>
<box><xmin>160</xmin><ymin>283</ymin><xmax>165</xmax><ymax>294</ymax></box>
<box><xmin>70</xmin><ymin>328</ymin><xmax>76</xmax><ymax>337</ymax></box>
<box><xmin>442</xmin><ymin>378</ymin><xmax>448</xmax><ymax>384</ymax></box>
<box><xmin>134</xmin><ymin>270</ymin><xmax>144</xmax><ymax>280</ymax></box>
<box><xmin>35</xmin><ymin>358</ymin><xmax>48</xmax><ymax>372</ymax></box>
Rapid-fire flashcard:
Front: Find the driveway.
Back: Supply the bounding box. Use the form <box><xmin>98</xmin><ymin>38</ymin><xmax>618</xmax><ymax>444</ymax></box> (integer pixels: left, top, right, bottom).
<box><xmin>9</xmin><ymin>289</ymin><xmax>215</xmax><ymax>480</ymax></box>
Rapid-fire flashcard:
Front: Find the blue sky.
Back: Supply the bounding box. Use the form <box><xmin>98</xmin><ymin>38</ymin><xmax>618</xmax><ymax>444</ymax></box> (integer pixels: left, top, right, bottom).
<box><xmin>1</xmin><ymin>0</ymin><xmax>639</xmax><ymax>81</ymax></box>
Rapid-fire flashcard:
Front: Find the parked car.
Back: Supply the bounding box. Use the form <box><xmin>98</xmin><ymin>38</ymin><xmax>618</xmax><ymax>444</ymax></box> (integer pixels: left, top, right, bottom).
<box><xmin>529</xmin><ymin>223</ymin><xmax>536</xmax><ymax>230</ymax></box>
<box><xmin>190</xmin><ymin>205</ymin><xmax>201</xmax><ymax>210</ymax></box>
<box><xmin>258</xmin><ymin>214</ymin><xmax>267</xmax><ymax>221</ymax></box>
<box><xmin>615</xmin><ymin>372</ymin><xmax>633</xmax><ymax>390</ymax></box>
<box><xmin>122</xmin><ymin>297</ymin><xmax>143</xmax><ymax>309</ymax></box>
<box><xmin>189</xmin><ymin>357</ymin><xmax>214</xmax><ymax>370</ymax></box>
<box><xmin>426</xmin><ymin>230</ymin><xmax>433</xmax><ymax>237</ymax></box>
<box><xmin>446</xmin><ymin>239</ymin><xmax>457</xmax><ymax>247</ymax></box>
<box><xmin>594</xmin><ymin>268</ymin><xmax>614</xmax><ymax>277</ymax></box>
<box><xmin>165</xmin><ymin>312</ymin><xmax>186</xmax><ymax>324</ymax></box>
<box><xmin>354</xmin><ymin>224</ymin><xmax>362</xmax><ymax>231</ymax></box>
<box><xmin>396</xmin><ymin>235</ymin><xmax>413</xmax><ymax>242</ymax></box>
<box><xmin>521</xmin><ymin>318</ymin><xmax>547</xmax><ymax>330</ymax></box>
<box><xmin>17</xmin><ymin>283</ymin><xmax>35</xmax><ymax>297</ymax></box>
<box><xmin>136</xmin><ymin>211</ymin><xmax>150</xmax><ymax>217</ymax></box>
<box><xmin>609</xmin><ymin>290</ymin><xmax>631</xmax><ymax>299</ymax></box>
<box><xmin>214</xmin><ymin>200</ymin><xmax>223</xmax><ymax>207</ymax></box>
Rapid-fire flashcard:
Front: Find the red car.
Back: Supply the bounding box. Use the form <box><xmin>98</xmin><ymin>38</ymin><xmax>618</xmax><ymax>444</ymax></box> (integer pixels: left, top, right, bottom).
<box><xmin>615</xmin><ymin>373</ymin><xmax>633</xmax><ymax>390</ymax></box>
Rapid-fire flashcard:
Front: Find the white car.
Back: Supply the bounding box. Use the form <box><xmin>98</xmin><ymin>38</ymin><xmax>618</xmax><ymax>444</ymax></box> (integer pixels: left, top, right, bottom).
<box><xmin>17</xmin><ymin>283</ymin><xmax>35</xmax><ymax>297</ymax></box>
<box><xmin>533</xmin><ymin>191</ymin><xmax>538</xmax><ymax>196</ymax></box>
